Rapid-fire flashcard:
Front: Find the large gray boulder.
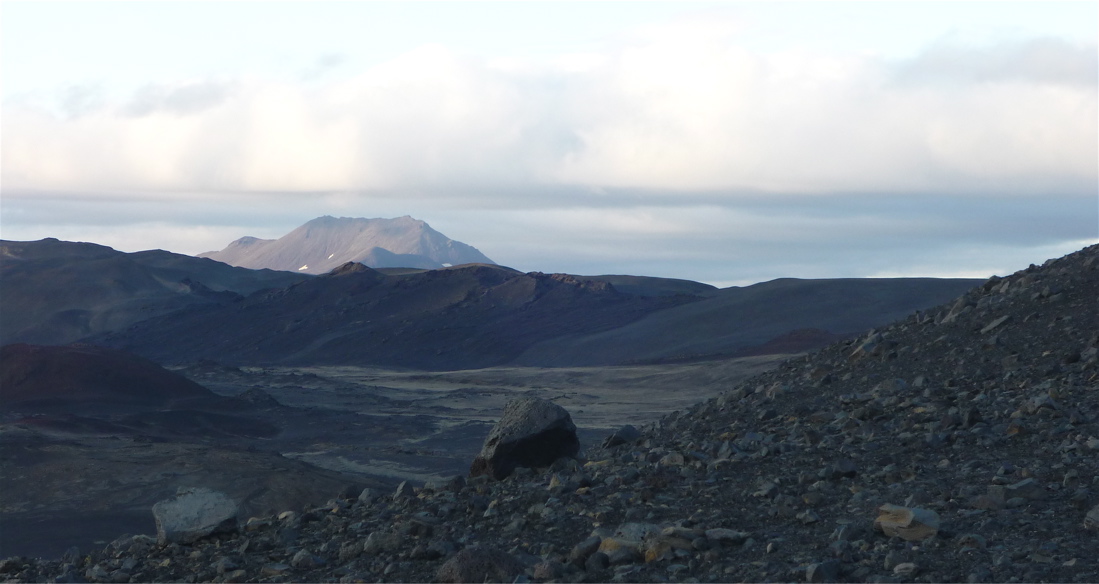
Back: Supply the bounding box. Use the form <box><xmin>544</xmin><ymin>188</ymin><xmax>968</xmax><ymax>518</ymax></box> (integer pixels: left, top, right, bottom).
<box><xmin>152</xmin><ymin>487</ymin><xmax>239</xmax><ymax>545</ymax></box>
<box><xmin>469</xmin><ymin>397</ymin><xmax>579</xmax><ymax>480</ymax></box>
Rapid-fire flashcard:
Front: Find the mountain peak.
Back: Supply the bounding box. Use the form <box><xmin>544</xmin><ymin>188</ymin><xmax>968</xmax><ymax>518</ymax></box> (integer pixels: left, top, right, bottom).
<box><xmin>199</xmin><ymin>216</ymin><xmax>494</xmax><ymax>274</ymax></box>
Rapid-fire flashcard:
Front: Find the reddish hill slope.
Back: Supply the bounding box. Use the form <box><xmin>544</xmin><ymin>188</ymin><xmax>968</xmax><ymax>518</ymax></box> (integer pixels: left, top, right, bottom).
<box><xmin>0</xmin><ymin>344</ymin><xmax>213</xmax><ymax>410</ymax></box>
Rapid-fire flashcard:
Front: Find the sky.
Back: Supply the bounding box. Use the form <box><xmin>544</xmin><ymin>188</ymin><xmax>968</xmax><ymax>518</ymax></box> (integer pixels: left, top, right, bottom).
<box><xmin>2</xmin><ymin>1</ymin><xmax>1096</xmax><ymax>287</ymax></box>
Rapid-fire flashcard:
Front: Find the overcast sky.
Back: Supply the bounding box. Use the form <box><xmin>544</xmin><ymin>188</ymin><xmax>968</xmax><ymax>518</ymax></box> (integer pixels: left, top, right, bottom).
<box><xmin>2</xmin><ymin>1</ymin><xmax>1096</xmax><ymax>287</ymax></box>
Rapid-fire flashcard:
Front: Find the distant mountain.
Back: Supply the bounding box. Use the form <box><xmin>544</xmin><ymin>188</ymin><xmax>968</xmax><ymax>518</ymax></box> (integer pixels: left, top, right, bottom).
<box><xmin>0</xmin><ymin>238</ymin><xmax>309</xmax><ymax>345</ymax></box>
<box><xmin>198</xmin><ymin>216</ymin><xmax>495</xmax><ymax>274</ymax></box>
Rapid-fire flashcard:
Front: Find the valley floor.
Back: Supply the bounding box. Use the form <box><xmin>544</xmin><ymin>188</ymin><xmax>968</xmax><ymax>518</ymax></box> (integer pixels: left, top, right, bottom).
<box><xmin>1</xmin><ymin>355</ymin><xmax>790</xmax><ymax>559</ymax></box>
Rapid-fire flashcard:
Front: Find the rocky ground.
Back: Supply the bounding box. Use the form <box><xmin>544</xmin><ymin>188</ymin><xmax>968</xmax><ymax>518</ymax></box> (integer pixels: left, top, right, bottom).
<box><xmin>3</xmin><ymin>243</ymin><xmax>1097</xmax><ymax>583</ymax></box>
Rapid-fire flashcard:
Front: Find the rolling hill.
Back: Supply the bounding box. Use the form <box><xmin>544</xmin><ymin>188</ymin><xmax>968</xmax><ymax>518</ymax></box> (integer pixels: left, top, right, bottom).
<box><xmin>513</xmin><ymin>276</ymin><xmax>983</xmax><ymax>366</ymax></box>
<box><xmin>0</xmin><ymin>239</ymin><xmax>309</xmax><ymax>346</ymax></box>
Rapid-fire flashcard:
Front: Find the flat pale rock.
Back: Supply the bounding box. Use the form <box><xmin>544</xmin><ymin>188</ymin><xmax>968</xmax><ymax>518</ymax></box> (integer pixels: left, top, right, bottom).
<box><xmin>874</xmin><ymin>504</ymin><xmax>940</xmax><ymax>541</ymax></box>
<box><xmin>152</xmin><ymin>487</ymin><xmax>239</xmax><ymax>545</ymax></box>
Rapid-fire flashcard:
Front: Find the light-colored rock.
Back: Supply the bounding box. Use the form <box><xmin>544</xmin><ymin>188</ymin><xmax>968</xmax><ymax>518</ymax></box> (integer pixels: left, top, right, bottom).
<box><xmin>981</xmin><ymin>315</ymin><xmax>1012</xmax><ymax>333</ymax></box>
<box><xmin>874</xmin><ymin>504</ymin><xmax>940</xmax><ymax>541</ymax></box>
<box><xmin>704</xmin><ymin>528</ymin><xmax>750</xmax><ymax>544</ymax></box>
<box><xmin>363</xmin><ymin>530</ymin><xmax>402</xmax><ymax>555</ymax></box>
<box><xmin>893</xmin><ymin>562</ymin><xmax>919</xmax><ymax>576</ymax></box>
<box><xmin>393</xmin><ymin>480</ymin><xmax>415</xmax><ymax>500</ymax></box>
<box><xmin>151</xmin><ymin>487</ymin><xmax>239</xmax><ymax>545</ymax></box>
<box><xmin>1085</xmin><ymin>504</ymin><xmax>1099</xmax><ymax>529</ymax></box>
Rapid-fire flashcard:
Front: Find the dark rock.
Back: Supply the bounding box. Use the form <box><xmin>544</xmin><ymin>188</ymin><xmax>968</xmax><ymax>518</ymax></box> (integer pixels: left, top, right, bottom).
<box><xmin>569</xmin><ymin>536</ymin><xmax>602</xmax><ymax>565</ymax></box>
<box><xmin>469</xmin><ymin>397</ymin><xmax>580</xmax><ymax>480</ymax></box>
<box><xmin>806</xmin><ymin>559</ymin><xmax>841</xmax><ymax>583</ymax></box>
<box><xmin>435</xmin><ymin>547</ymin><xmax>526</xmax><ymax>583</ymax></box>
<box><xmin>584</xmin><ymin>552</ymin><xmax>610</xmax><ymax>573</ymax></box>
<box><xmin>602</xmin><ymin>424</ymin><xmax>641</xmax><ymax>448</ymax></box>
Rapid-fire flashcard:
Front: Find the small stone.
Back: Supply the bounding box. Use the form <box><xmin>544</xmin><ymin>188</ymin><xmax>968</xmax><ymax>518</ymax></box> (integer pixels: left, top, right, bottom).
<box><xmin>338</xmin><ymin>541</ymin><xmax>362</xmax><ymax>562</ymax></box>
<box><xmin>830</xmin><ymin>459</ymin><xmax>858</xmax><ymax>479</ymax></box>
<box><xmin>260</xmin><ymin>563</ymin><xmax>290</xmax><ymax>577</ymax></box>
<box><xmin>569</xmin><ymin>536</ymin><xmax>602</xmax><ymax>564</ymax></box>
<box><xmin>874</xmin><ymin>504</ymin><xmax>940</xmax><ymax>541</ymax></box>
<box><xmin>668</xmin><ymin>563</ymin><xmax>690</xmax><ymax>575</ymax></box>
<box><xmin>893</xmin><ymin>562</ymin><xmax>918</xmax><ymax>576</ymax></box>
<box><xmin>981</xmin><ymin>315</ymin><xmax>1012</xmax><ymax>333</ymax></box>
<box><xmin>602</xmin><ymin>425</ymin><xmax>641</xmax><ymax>448</ymax></box>
<box><xmin>605</xmin><ymin>546</ymin><xmax>643</xmax><ymax>565</ymax></box>
<box><xmin>1085</xmin><ymin>504</ymin><xmax>1099</xmax><ymax>529</ymax></box>
<box><xmin>358</xmin><ymin>488</ymin><xmax>379</xmax><ymax>504</ymax></box>
<box><xmin>533</xmin><ymin>560</ymin><xmax>566</xmax><ymax>580</ymax></box>
<box><xmin>85</xmin><ymin>565</ymin><xmax>109</xmax><ymax>582</ymax></box>
<box><xmin>436</xmin><ymin>547</ymin><xmax>526</xmax><ymax>583</ymax></box>
<box><xmin>958</xmin><ymin>533</ymin><xmax>987</xmax><ymax>550</ymax></box>
<box><xmin>659</xmin><ymin>452</ymin><xmax>685</xmax><ymax>466</ymax></box>
<box><xmin>291</xmin><ymin>549</ymin><xmax>322</xmax><ymax>569</ymax></box>
<box><xmin>393</xmin><ymin>480</ymin><xmax>415</xmax><ymax>500</ymax></box>
<box><xmin>754</xmin><ymin>481</ymin><xmax>779</xmax><ymax>498</ymax></box>
<box><xmin>797</xmin><ymin>510</ymin><xmax>821</xmax><ymax>524</ymax></box>
<box><xmin>806</xmin><ymin>560</ymin><xmax>841</xmax><ymax>583</ymax></box>
<box><xmin>704</xmin><ymin>528</ymin><xmax>750</xmax><ymax>544</ymax></box>
<box><xmin>213</xmin><ymin>557</ymin><xmax>239</xmax><ymax>574</ymax></box>
<box><xmin>585</xmin><ymin>552</ymin><xmax>610</xmax><ymax>573</ymax></box>
<box><xmin>363</xmin><ymin>530</ymin><xmax>402</xmax><ymax>554</ymax></box>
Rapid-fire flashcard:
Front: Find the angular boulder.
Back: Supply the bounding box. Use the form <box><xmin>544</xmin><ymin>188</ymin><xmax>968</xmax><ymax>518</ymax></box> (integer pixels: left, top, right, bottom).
<box><xmin>152</xmin><ymin>487</ymin><xmax>239</xmax><ymax>545</ymax></box>
<box><xmin>469</xmin><ymin>397</ymin><xmax>579</xmax><ymax>480</ymax></box>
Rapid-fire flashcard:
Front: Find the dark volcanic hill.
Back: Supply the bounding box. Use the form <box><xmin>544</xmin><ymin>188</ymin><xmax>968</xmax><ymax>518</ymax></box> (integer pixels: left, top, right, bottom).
<box><xmin>515</xmin><ymin>277</ymin><xmax>984</xmax><ymax>366</ymax></box>
<box><xmin>92</xmin><ymin>261</ymin><xmax>985</xmax><ymax>370</ymax></box>
<box><xmin>0</xmin><ymin>238</ymin><xmax>308</xmax><ymax>345</ymax></box>
<box><xmin>198</xmin><ymin>215</ymin><xmax>495</xmax><ymax>274</ymax></box>
<box><xmin>93</xmin><ymin>263</ymin><xmax>694</xmax><ymax>370</ymax></box>
<box><xmin>0</xmin><ymin>343</ymin><xmax>212</xmax><ymax>411</ymax></box>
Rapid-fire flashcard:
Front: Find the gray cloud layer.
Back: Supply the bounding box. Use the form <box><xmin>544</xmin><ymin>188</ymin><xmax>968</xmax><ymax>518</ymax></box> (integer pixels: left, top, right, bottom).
<box><xmin>4</xmin><ymin>33</ymin><xmax>1094</xmax><ymax>196</ymax></box>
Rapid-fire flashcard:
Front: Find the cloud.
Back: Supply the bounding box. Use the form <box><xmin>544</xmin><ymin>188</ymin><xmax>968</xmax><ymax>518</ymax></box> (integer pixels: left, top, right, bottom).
<box><xmin>59</xmin><ymin>83</ymin><xmax>106</xmax><ymax>118</ymax></box>
<box><xmin>300</xmin><ymin>53</ymin><xmax>347</xmax><ymax>81</ymax></box>
<box><xmin>123</xmin><ymin>80</ymin><xmax>233</xmax><ymax>117</ymax></box>
<box><xmin>893</xmin><ymin>37</ymin><xmax>1098</xmax><ymax>87</ymax></box>
<box><xmin>2</xmin><ymin>21</ymin><xmax>1094</xmax><ymax>199</ymax></box>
